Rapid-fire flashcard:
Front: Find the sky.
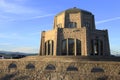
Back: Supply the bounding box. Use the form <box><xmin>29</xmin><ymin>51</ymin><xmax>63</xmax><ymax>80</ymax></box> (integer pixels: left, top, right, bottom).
<box><xmin>0</xmin><ymin>0</ymin><xmax>120</xmax><ymax>55</ymax></box>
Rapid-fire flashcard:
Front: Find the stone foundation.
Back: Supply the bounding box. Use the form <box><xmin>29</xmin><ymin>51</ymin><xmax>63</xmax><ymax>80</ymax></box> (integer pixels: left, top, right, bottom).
<box><xmin>0</xmin><ymin>56</ymin><xmax>120</xmax><ymax>80</ymax></box>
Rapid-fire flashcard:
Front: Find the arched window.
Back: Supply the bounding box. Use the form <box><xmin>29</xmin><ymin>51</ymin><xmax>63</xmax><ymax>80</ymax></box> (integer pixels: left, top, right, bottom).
<box><xmin>91</xmin><ymin>67</ymin><xmax>104</xmax><ymax>73</ymax></box>
<box><xmin>26</xmin><ymin>63</ymin><xmax>35</xmax><ymax>69</ymax></box>
<box><xmin>67</xmin><ymin>66</ymin><xmax>78</xmax><ymax>71</ymax></box>
<box><xmin>8</xmin><ymin>63</ymin><xmax>17</xmax><ymax>69</ymax></box>
<box><xmin>45</xmin><ymin>64</ymin><xmax>56</xmax><ymax>70</ymax></box>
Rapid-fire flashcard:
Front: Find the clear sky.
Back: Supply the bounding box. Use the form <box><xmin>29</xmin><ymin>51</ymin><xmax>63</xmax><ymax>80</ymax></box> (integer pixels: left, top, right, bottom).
<box><xmin>0</xmin><ymin>0</ymin><xmax>120</xmax><ymax>55</ymax></box>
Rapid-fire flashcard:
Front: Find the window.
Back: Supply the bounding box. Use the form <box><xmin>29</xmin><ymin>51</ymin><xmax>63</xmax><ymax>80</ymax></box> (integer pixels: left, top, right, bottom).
<box><xmin>45</xmin><ymin>42</ymin><xmax>47</xmax><ymax>55</ymax></box>
<box><xmin>8</xmin><ymin>63</ymin><xmax>17</xmax><ymax>69</ymax></box>
<box><xmin>26</xmin><ymin>63</ymin><xmax>35</xmax><ymax>69</ymax></box>
<box><xmin>68</xmin><ymin>22</ymin><xmax>76</xmax><ymax>28</ymax></box>
<box><xmin>94</xmin><ymin>39</ymin><xmax>99</xmax><ymax>55</ymax></box>
<box><xmin>91</xmin><ymin>39</ymin><xmax>103</xmax><ymax>56</ymax></box>
<box><xmin>84</xmin><ymin>21</ymin><xmax>90</xmax><ymax>27</ymax></box>
<box><xmin>48</xmin><ymin>41</ymin><xmax>51</xmax><ymax>55</ymax></box>
<box><xmin>91</xmin><ymin>40</ymin><xmax>94</xmax><ymax>55</ymax></box>
<box><xmin>45</xmin><ymin>40</ymin><xmax>54</xmax><ymax>55</ymax></box>
<box><xmin>68</xmin><ymin>38</ymin><xmax>74</xmax><ymax>55</ymax></box>
<box><xmin>62</xmin><ymin>39</ymin><xmax>67</xmax><ymax>55</ymax></box>
<box><xmin>51</xmin><ymin>41</ymin><xmax>54</xmax><ymax>55</ymax></box>
<box><xmin>67</xmin><ymin>66</ymin><xmax>78</xmax><ymax>71</ymax></box>
<box><xmin>62</xmin><ymin>39</ymin><xmax>81</xmax><ymax>55</ymax></box>
<box><xmin>77</xmin><ymin>39</ymin><xmax>81</xmax><ymax>55</ymax></box>
<box><xmin>45</xmin><ymin>64</ymin><xmax>56</xmax><ymax>70</ymax></box>
<box><xmin>91</xmin><ymin>67</ymin><xmax>104</xmax><ymax>73</ymax></box>
<box><xmin>100</xmin><ymin>40</ymin><xmax>103</xmax><ymax>55</ymax></box>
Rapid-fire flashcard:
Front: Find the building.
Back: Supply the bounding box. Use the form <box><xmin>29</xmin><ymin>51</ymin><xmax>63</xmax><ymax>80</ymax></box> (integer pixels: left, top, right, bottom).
<box><xmin>0</xmin><ymin>8</ymin><xmax>120</xmax><ymax>80</ymax></box>
<box><xmin>40</xmin><ymin>7</ymin><xmax>110</xmax><ymax>56</ymax></box>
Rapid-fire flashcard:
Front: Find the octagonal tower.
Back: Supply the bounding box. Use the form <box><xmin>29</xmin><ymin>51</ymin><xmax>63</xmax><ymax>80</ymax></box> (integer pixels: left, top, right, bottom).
<box><xmin>39</xmin><ymin>7</ymin><xmax>110</xmax><ymax>56</ymax></box>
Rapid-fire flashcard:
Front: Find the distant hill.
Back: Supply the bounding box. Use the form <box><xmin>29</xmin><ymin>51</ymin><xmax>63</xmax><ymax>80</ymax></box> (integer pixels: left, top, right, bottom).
<box><xmin>0</xmin><ymin>51</ymin><xmax>38</xmax><ymax>59</ymax></box>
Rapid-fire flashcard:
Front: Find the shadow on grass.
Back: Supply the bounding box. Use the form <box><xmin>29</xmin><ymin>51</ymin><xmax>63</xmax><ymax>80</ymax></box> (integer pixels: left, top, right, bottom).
<box><xmin>97</xmin><ymin>76</ymin><xmax>108</xmax><ymax>80</ymax></box>
<box><xmin>0</xmin><ymin>72</ymin><xmax>18</xmax><ymax>80</ymax></box>
<box><xmin>0</xmin><ymin>71</ymin><xmax>29</xmax><ymax>80</ymax></box>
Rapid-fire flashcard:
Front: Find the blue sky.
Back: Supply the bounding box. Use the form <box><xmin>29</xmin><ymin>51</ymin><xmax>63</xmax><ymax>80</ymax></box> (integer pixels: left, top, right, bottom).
<box><xmin>0</xmin><ymin>0</ymin><xmax>120</xmax><ymax>54</ymax></box>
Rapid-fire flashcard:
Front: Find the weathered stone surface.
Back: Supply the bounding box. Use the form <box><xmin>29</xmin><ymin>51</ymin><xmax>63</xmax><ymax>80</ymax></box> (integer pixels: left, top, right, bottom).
<box><xmin>40</xmin><ymin>7</ymin><xmax>110</xmax><ymax>56</ymax></box>
<box><xmin>0</xmin><ymin>56</ymin><xmax>120</xmax><ymax>80</ymax></box>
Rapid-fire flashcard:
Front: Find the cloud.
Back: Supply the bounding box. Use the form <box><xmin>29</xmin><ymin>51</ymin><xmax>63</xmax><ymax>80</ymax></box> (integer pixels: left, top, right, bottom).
<box><xmin>30</xmin><ymin>14</ymin><xmax>55</xmax><ymax>19</ymax></box>
<box><xmin>10</xmin><ymin>14</ymin><xmax>55</xmax><ymax>21</ymax></box>
<box><xmin>96</xmin><ymin>17</ymin><xmax>120</xmax><ymax>24</ymax></box>
<box><xmin>0</xmin><ymin>13</ymin><xmax>54</xmax><ymax>24</ymax></box>
<box><xmin>0</xmin><ymin>0</ymin><xmax>55</xmax><ymax>23</ymax></box>
<box><xmin>0</xmin><ymin>33</ymin><xmax>27</xmax><ymax>40</ymax></box>
<box><xmin>0</xmin><ymin>0</ymin><xmax>37</xmax><ymax>14</ymax></box>
<box><xmin>0</xmin><ymin>43</ymin><xmax>12</xmax><ymax>46</ymax></box>
<box><xmin>11</xmin><ymin>47</ymin><xmax>38</xmax><ymax>53</ymax></box>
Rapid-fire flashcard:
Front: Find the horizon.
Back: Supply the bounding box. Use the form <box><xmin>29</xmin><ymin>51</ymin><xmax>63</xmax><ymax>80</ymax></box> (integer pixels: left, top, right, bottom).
<box><xmin>0</xmin><ymin>0</ymin><xmax>120</xmax><ymax>55</ymax></box>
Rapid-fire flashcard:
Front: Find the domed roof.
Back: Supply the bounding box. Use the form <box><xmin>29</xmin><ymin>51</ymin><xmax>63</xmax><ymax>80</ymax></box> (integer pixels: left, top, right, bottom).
<box><xmin>56</xmin><ymin>7</ymin><xmax>92</xmax><ymax>16</ymax></box>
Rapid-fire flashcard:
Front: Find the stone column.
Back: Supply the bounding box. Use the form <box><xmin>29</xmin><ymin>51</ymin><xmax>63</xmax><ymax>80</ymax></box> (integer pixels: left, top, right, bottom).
<box><xmin>49</xmin><ymin>40</ymin><xmax>52</xmax><ymax>55</ymax></box>
<box><xmin>50</xmin><ymin>41</ymin><xmax>53</xmax><ymax>55</ymax></box>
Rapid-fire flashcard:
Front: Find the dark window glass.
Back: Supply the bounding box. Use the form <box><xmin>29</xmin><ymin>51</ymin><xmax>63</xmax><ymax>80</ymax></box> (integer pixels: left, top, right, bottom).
<box><xmin>45</xmin><ymin>40</ymin><xmax>54</xmax><ymax>55</ymax></box>
<box><xmin>68</xmin><ymin>39</ymin><xmax>74</xmax><ymax>55</ymax></box>
<box><xmin>62</xmin><ymin>39</ymin><xmax>67</xmax><ymax>55</ymax></box>
<box><xmin>51</xmin><ymin>40</ymin><xmax>54</xmax><ymax>55</ymax></box>
<box><xmin>91</xmin><ymin>67</ymin><xmax>104</xmax><ymax>73</ymax></box>
<box><xmin>94</xmin><ymin>39</ymin><xmax>99</xmax><ymax>55</ymax></box>
<box><xmin>84</xmin><ymin>21</ymin><xmax>90</xmax><ymax>27</ymax></box>
<box><xmin>26</xmin><ymin>63</ymin><xmax>35</xmax><ymax>69</ymax></box>
<box><xmin>45</xmin><ymin>64</ymin><xmax>56</xmax><ymax>70</ymax></box>
<box><xmin>100</xmin><ymin>40</ymin><xmax>103</xmax><ymax>55</ymax></box>
<box><xmin>8</xmin><ymin>63</ymin><xmax>17</xmax><ymax>69</ymax></box>
<box><xmin>91</xmin><ymin>40</ymin><xmax>94</xmax><ymax>55</ymax></box>
<box><xmin>68</xmin><ymin>22</ymin><xmax>76</xmax><ymax>28</ymax></box>
<box><xmin>48</xmin><ymin>41</ymin><xmax>51</xmax><ymax>55</ymax></box>
<box><xmin>91</xmin><ymin>39</ymin><xmax>99</xmax><ymax>56</ymax></box>
<box><xmin>67</xmin><ymin>66</ymin><xmax>78</xmax><ymax>71</ymax></box>
<box><xmin>45</xmin><ymin>42</ymin><xmax>47</xmax><ymax>55</ymax></box>
<box><xmin>77</xmin><ymin>39</ymin><xmax>81</xmax><ymax>55</ymax></box>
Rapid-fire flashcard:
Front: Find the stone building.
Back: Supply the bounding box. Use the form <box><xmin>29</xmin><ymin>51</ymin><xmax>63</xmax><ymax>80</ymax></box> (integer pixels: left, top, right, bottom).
<box><xmin>0</xmin><ymin>8</ymin><xmax>120</xmax><ymax>80</ymax></box>
<box><xmin>40</xmin><ymin>7</ymin><xmax>110</xmax><ymax>56</ymax></box>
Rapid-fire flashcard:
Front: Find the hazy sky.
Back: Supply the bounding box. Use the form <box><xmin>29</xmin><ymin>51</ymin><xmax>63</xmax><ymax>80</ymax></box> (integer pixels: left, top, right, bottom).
<box><xmin>0</xmin><ymin>0</ymin><xmax>120</xmax><ymax>54</ymax></box>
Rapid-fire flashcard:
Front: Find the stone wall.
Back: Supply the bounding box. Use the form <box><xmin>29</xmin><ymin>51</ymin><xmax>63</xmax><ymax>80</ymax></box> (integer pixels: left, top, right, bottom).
<box><xmin>0</xmin><ymin>56</ymin><xmax>120</xmax><ymax>80</ymax></box>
